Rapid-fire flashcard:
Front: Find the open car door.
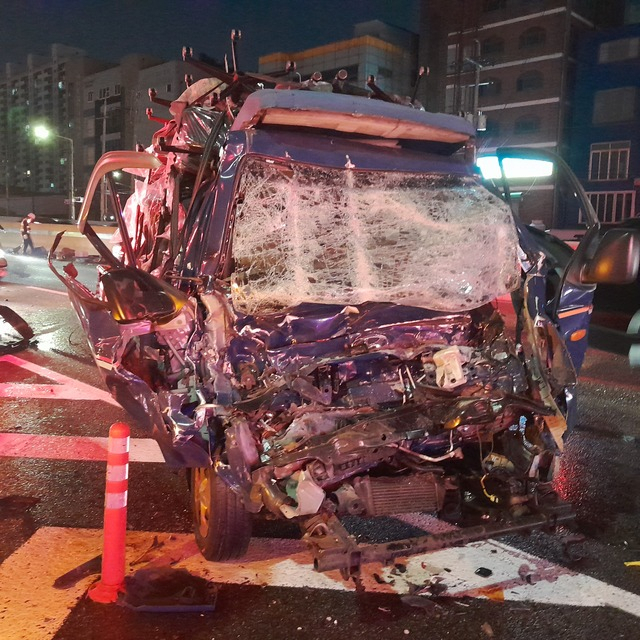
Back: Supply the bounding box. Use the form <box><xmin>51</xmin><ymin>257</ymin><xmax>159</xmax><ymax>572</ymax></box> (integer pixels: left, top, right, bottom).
<box><xmin>485</xmin><ymin>148</ymin><xmax>640</xmax><ymax>372</ymax></box>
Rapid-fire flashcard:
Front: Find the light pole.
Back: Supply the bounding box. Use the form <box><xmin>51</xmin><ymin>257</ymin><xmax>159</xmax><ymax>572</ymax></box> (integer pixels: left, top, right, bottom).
<box><xmin>32</xmin><ymin>124</ymin><xmax>75</xmax><ymax>221</ymax></box>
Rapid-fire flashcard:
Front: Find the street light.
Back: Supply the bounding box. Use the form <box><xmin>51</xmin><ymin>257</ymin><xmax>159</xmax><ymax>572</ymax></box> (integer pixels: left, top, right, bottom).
<box><xmin>33</xmin><ymin>124</ymin><xmax>75</xmax><ymax>221</ymax></box>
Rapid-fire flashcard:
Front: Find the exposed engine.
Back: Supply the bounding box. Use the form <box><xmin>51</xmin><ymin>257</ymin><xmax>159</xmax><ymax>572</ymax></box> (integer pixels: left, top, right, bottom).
<box><xmin>116</xmin><ymin>290</ymin><xmax>561</xmax><ymax>534</ymax></box>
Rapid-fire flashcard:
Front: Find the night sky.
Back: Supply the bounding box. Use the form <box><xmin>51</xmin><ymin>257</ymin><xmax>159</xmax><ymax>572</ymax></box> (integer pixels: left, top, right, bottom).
<box><xmin>1</xmin><ymin>0</ymin><xmax>420</xmax><ymax>71</ymax></box>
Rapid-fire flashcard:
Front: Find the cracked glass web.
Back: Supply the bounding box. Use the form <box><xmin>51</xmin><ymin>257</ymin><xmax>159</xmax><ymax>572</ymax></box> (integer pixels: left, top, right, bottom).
<box><xmin>231</xmin><ymin>159</ymin><xmax>520</xmax><ymax>314</ymax></box>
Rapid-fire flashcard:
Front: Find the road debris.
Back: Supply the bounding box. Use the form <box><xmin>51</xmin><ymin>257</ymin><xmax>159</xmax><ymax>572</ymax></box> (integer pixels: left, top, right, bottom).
<box><xmin>416</xmin><ymin>576</ymin><xmax>448</xmax><ymax>597</ymax></box>
<box><xmin>0</xmin><ymin>306</ymin><xmax>33</xmax><ymax>353</ymax></box>
<box><xmin>54</xmin><ymin>555</ymin><xmax>102</xmax><ymax>589</ymax></box>
<box><xmin>130</xmin><ymin>535</ymin><xmax>164</xmax><ymax>565</ymax></box>
<box><xmin>120</xmin><ymin>567</ymin><xmax>217</xmax><ymax>612</ymax></box>
<box><xmin>400</xmin><ymin>595</ymin><xmax>440</xmax><ymax>610</ymax></box>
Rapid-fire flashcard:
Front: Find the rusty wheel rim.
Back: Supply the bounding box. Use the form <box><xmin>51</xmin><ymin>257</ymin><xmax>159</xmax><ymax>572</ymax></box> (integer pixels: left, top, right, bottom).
<box><xmin>194</xmin><ymin>467</ymin><xmax>211</xmax><ymax>537</ymax></box>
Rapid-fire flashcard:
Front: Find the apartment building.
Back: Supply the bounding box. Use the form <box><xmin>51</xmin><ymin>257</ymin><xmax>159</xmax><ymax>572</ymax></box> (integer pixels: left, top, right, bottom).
<box><xmin>80</xmin><ymin>57</ymin><xmax>209</xmax><ymax>220</ymax></box>
<box><xmin>81</xmin><ymin>55</ymin><xmax>162</xmax><ymax>172</ymax></box>
<box><xmin>0</xmin><ymin>43</ymin><xmax>209</xmax><ymax>219</ymax></box>
<box><xmin>0</xmin><ymin>44</ymin><xmax>110</xmax><ymax>216</ymax></box>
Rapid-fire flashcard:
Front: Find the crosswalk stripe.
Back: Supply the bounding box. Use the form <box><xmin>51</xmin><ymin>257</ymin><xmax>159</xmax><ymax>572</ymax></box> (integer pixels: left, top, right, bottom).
<box><xmin>1</xmin><ymin>524</ymin><xmax>639</xmax><ymax>640</ymax></box>
<box><xmin>0</xmin><ymin>433</ymin><xmax>164</xmax><ymax>463</ymax></box>
<box><xmin>24</xmin><ymin>285</ymin><xmax>69</xmax><ymax>297</ymax></box>
<box><xmin>0</xmin><ymin>354</ymin><xmax>119</xmax><ymax>406</ymax></box>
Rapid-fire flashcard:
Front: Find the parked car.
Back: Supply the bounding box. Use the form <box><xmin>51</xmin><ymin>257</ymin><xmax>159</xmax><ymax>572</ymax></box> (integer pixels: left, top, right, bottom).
<box><xmin>50</xmin><ymin>63</ymin><xmax>638</xmax><ymax>576</ymax></box>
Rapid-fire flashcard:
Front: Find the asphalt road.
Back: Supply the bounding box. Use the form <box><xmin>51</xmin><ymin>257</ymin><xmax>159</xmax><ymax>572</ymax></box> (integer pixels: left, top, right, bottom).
<box><xmin>0</xmin><ymin>253</ymin><xmax>639</xmax><ymax>640</ymax></box>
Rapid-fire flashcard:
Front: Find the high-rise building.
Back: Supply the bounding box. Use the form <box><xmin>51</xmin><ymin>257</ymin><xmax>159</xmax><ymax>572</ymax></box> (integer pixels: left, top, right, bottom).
<box><xmin>80</xmin><ymin>57</ymin><xmax>209</xmax><ymax>220</ymax></box>
<box><xmin>81</xmin><ymin>55</ymin><xmax>164</xmax><ymax>175</ymax></box>
<box><xmin>0</xmin><ymin>44</ymin><xmax>110</xmax><ymax>216</ymax></box>
<box><xmin>0</xmin><ymin>43</ymin><xmax>210</xmax><ymax>218</ymax></box>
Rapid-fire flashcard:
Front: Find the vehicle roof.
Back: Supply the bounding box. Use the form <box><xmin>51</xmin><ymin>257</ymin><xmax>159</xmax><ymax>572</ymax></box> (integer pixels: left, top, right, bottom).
<box><xmin>231</xmin><ymin>89</ymin><xmax>476</xmax><ymax>144</ymax></box>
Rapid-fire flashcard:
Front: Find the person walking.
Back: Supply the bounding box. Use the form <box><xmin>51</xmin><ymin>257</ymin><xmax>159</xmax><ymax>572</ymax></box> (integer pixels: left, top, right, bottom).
<box><xmin>20</xmin><ymin>213</ymin><xmax>35</xmax><ymax>255</ymax></box>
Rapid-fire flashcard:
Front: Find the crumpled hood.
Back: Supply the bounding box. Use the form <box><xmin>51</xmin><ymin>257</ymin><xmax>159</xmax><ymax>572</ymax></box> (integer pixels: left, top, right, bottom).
<box><xmin>225</xmin><ymin>302</ymin><xmax>497</xmax><ymax>397</ymax></box>
<box><xmin>233</xmin><ymin>302</ymin><xmax>487</xmax><ymax>349</ymax></box>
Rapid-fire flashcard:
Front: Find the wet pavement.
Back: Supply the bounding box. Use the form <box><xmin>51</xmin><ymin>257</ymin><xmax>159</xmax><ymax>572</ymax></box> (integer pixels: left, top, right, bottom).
<box><xmin>0</xmin><ymin>253</ymin><xmax>639</xmax><ymax>640</ymax></box>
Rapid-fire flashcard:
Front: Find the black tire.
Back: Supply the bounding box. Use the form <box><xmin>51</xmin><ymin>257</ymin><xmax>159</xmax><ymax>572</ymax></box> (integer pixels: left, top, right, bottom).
<box><xmin>190</xmin><ymin>466</ymin><xmax>252</xmax><ymax>561</ymax></box>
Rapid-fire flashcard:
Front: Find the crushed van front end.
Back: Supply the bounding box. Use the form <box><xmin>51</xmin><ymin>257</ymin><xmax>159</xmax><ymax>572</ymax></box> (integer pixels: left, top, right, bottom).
<box><xmin>53</xmin><ymin>84</ymin><xmax>581</xmax><ymax>575</ymax></box>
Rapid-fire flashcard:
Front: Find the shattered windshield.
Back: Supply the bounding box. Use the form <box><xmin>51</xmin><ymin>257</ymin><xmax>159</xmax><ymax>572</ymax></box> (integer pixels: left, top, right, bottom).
<box><xmin>231</xmin><ymin>158</ymin><xmax>520</xmax><ymax>314</ymax></box>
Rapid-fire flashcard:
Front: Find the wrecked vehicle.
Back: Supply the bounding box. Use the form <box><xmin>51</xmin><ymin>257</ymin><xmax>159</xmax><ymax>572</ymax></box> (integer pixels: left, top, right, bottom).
<box><xmin>50</xmin><ymin>59</ymin><xmax>639</xmax><ymax>576</ymax></box>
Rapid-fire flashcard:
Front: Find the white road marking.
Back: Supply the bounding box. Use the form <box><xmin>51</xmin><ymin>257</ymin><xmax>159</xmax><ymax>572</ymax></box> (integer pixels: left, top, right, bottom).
<box><xmin>24</xmin><ymin>285</ymin><xmax>68</xmax><ymax>297</ymax></box>
<box><xmin>2</xmin><ymin>525</ymin><xmax>639</xmax><ymax>640</ymax></box>
<box><xmin>387</xmin><ymin>538</ymin><xmax>640</xmax><ymax>618</ymax></box>
<box><xmin>0</xmin><ymin>354</ymin><xmax>118</xmax><ymax>406</ymax></box>
<box><xmin>0</xmin><ymin>433</ymin><xmax>164</xmax><ymax>463</ymax></box>
<box><xmin>0</xmin><ymin>528</ymin><xmax>101</xmax><ymax>640</ymax></box>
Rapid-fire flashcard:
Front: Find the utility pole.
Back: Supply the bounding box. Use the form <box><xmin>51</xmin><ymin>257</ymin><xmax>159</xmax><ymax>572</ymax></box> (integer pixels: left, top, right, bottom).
<box><xmin>464</xmin><ymin>39</ymin><xmax>488</xmax><ymax>132</ymax></box>
<box><xmin>4</xmin><ymin>121</ymin><xmax>10</xmax><ymax>215</ymax></box>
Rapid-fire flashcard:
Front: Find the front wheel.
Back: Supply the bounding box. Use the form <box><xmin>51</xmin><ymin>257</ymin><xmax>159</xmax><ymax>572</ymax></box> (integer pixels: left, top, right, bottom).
<box><xmin>190</xmin><ymin>466</ymin><xmax>252</xmax><ymax>561</ymax></box>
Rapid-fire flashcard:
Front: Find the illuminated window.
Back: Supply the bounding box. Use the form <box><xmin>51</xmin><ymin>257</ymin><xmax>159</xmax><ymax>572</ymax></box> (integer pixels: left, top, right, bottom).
<box><xmin>589</xmin><ymin>141</ymin><xmax>630</xmax><ymax>181</ymax></box>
